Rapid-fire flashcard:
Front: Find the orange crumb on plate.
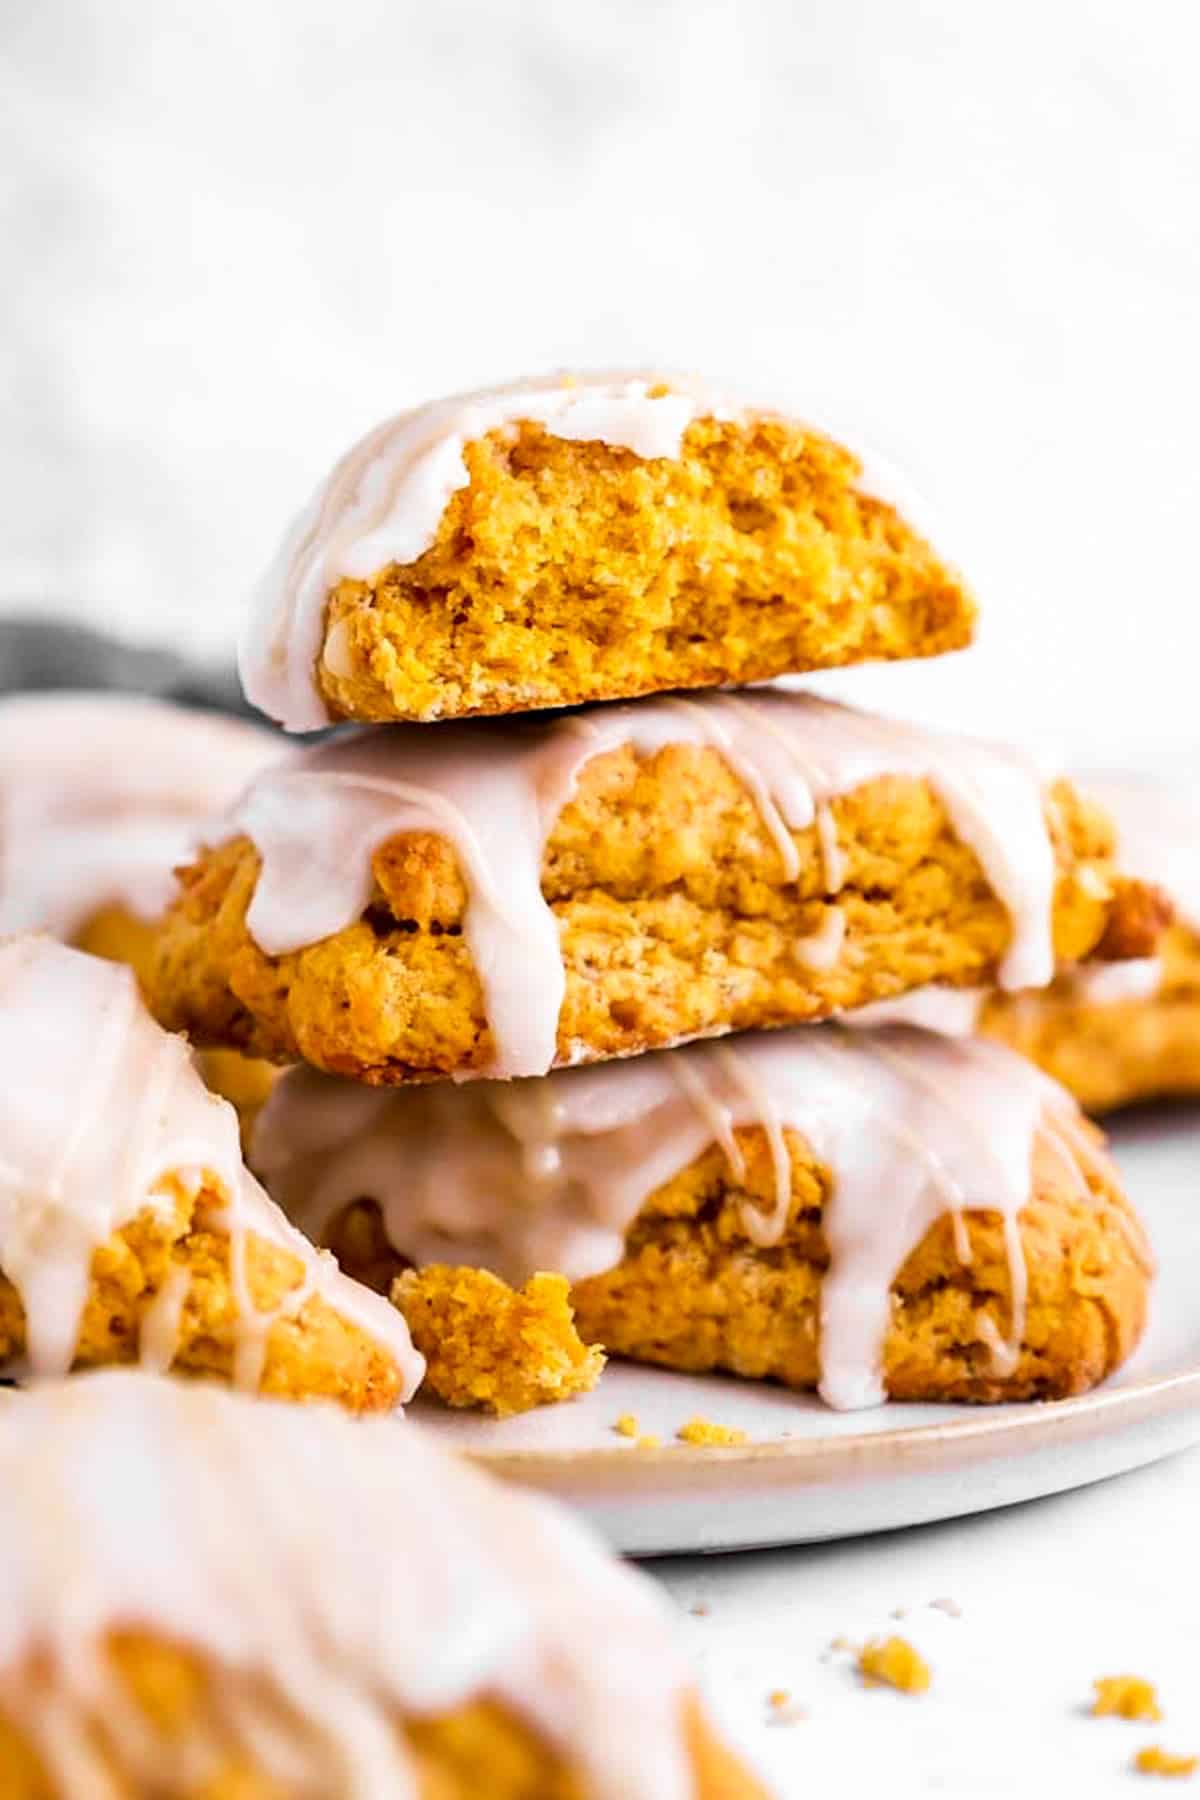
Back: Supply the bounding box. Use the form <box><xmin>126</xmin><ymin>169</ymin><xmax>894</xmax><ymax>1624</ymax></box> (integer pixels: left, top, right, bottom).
<box><xmin>676</xmin><ymin>1416</ymin><xmax>748</xmax><ymax>1448</ymax></box>
<box><xmin>1134</xmin><ymin>1747</ymin><xmax>1197</xmax><ymax>1779</ymax></box>
<box><xmin>1093</xmin><ymin>1676</ymin><xmax>1163</xmax><ymax>1722</ymax></box>
<box><xmin>614</xmin><ymin>1413</ymin><xmax>639</xmax><ymax>1439</ymax></box>
<box><xmin>857</xmin><ymin>1637</ymin><xmax>931</xmax><ymax>1695</ymax></box>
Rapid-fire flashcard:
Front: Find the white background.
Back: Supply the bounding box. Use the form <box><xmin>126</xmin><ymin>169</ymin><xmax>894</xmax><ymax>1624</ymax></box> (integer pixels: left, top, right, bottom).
<box><xmin>3</xmin><ymin>0</ymin><xmax>1199</xmax><ymax>757</ymax></box>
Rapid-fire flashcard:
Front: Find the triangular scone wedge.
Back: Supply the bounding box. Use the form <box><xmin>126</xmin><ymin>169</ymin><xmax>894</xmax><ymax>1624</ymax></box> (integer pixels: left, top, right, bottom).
<box><xmin>242</xmin><ymin>370</ymin><xmax>975</xmax><ymax>729</ymax></box>
<box><xmin>150</xmin><ymin>691</ymin><xmax>1169</xmax><ymax>1085</ymax></box>
<box><xmin>0</xmin><ymin>1373</ymin><xmax>766</xmax><ymax>1796</ymax></box>
<box><xmin>0</xmin><ymin>935</ymin><xmax>421</xmax><ymax>1410</ymax></box>
<box><xmin>253</xmin><ymin>1026</ymin><xmax>1152</xmax><ymax>1412</ymax></box>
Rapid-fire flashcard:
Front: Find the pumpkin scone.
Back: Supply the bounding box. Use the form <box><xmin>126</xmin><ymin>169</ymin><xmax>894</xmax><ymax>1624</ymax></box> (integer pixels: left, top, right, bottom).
<box><xmin>0</xmin><ymin>935</ymin><xmax>420</xmax><ymax>1411</ymax></box>
<box><xmin>240</xmin><ymin>369</ymin><xmax>975</xmax><ymax>731</ymax></box>
<box><xmin>252</xmin><ymin>1026</ymin><xmax>1153</xmax><ymax>1413</ymax></box>
<box><xmin>150</xmin><ymin>689</ymin><xmax>1168</xmax><ymax>1086</ymax></box>
<box><xmin>0</xmin><ymin>690</ymin><xmax>284</xmax><ymax>1135</ymax></box>
<box><xmin>0</xmin><ymin>1372</ymin><xmax>766</xmax><ymax>1799</ymax></box>
<box><xmin>982</xmin><ymin>775</ymin><xmax>1200</xmax><ymax>1112</ymax></box>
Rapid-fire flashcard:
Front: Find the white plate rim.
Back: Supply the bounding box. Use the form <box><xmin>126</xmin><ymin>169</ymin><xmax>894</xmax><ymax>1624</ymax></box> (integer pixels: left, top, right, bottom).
<box><xmin>462</xmin><ymin>1360</ymin><xmax>1200</xmax><ymax>1493</ymax></box>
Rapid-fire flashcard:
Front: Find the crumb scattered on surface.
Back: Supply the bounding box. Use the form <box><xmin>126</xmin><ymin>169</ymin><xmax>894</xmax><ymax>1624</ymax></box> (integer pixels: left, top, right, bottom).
<box><xmin>637</xmin><ymin>1434</ymin><xmax>661</xmax><ymax>1449</ymax></box>
<box><xmin>689</xmin><ymin>1603</ymin><xmax>710</xmax><ymax>1618</ymax></box>
<box><xmin>929</xmin><ymin>1597</ymin><xmax>962</xmax><ymax>1619</ymax></box>
<box><xmin>614</xmin><ymin>1413</ymin><xmax>639</xmax><ymax>1439</ymax></box>
<box><xmin>827</xmin><ymin>1635</ymin><xmax>853</xmax><ymax>1654</ymax></box>
<box><xmin>890</xmin><ymin>1607</ymin><xmax>908</xmax><ymax>1620</ymax></box>
<box><xmin>857</xmin><ymin>1638</ymin><xmax>932</xmax><ymax>1695</ymax></box>
<box><xmin>766</xmin><ymin>1691</ymin><xmax>807</xmax><ymax>1726</ymax></box>
<box><xmin>677</xmin><ymin>1416</ymin><xmax>749</xmax><ymax>1448</ymax></box>
<box><xmin>1134</xmin><ymin>1747</ymin><xmax>1197</xmax><ymax>1779</ymax></box>
<box><xmin>392</xmin><ymin>1266</ymin><xmax>603</xmax><ymax>1415</ymax></box>
<box><xmin>1093</xmin><ymin>1676</ymin><xmax>1163</xmax><ymax>1722</ymax></box>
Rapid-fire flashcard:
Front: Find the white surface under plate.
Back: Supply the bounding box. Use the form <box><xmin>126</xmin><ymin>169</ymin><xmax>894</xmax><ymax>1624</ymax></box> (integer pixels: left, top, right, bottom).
<box><xmin>414</xmin><ymin>1105</ymin><xmax>1200</xmax><ymax>1555</ymax></box>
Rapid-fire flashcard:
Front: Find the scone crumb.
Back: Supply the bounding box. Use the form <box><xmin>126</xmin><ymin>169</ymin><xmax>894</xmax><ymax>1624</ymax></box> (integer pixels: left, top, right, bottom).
<box><xmin>392</xmin><ymin>1266</ymin><xmax>604</xmax><ymax>1415</ymax></box>
<box><xmin>1093</xmin><ymin>1676</ymin><xmax>1163</xmax><ymax>1722</ymax></box>
<box><xmin>1134</xmin><ymin>1747</ymin><xmax>1197</xmax><ymax>1779</ymax></box>
<box><xmin>689</xmin><ymin>1603</ymin><xmax>710</xmax><ymax>1617</ymax></box>
<box><xmin>614</xmin><ymin>1413</ymin><xmax>639</xmax><ymax>1439</ymax></box>
<box><xmin>766</xmin><ymin>1689</ymin><xmax>807</xmax><ymax>1724</ymax></box>
<box><xmin>637</xmin><ymin>1434</ymin><xmax>661</xmax><ymax>1449</ymax></box>
<box><xmin>676</xmin><ymin>1416</ymin><xmax>748</xmax><ymax>1448</ymax></box>
<box><xmin>767</xmin><ymin>1690</ymin><xmax>790</xmax><ymax>1709</ymax></box>
<box><xmin>857</xmin><ymin>1637</ymin><xmax>932</xmax><ymax>1695</ymax></box>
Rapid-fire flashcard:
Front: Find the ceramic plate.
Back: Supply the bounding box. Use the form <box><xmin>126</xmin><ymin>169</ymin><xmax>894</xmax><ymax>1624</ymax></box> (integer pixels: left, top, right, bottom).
<box><xmin>415</xmin><ymin>1105</ymin><xmax>1200</xmax><ymax>1555</ymax></box>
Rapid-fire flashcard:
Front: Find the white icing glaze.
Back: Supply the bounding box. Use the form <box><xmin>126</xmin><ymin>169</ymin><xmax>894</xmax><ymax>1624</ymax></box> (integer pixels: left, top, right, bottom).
<box><xmin>0</xmin><ymin>693</ymin><xmax>284</xmax><ymax>938</ymax></box>
<box><xmin>1065</xmin><ymin>958</ymin><xmax>1164</xmax><ymax>1006</ymax></box>
<box><xmin>840</xmin><ymin>986</ymin><xmax>986</xmax><ymax>1035</ymax></box>
<box><xmin>231</xmin><ymin>690</ymin><xmax>1059</xmax><ymax>1079</ymax></box>
<box><xmin>0</xmin><ymin>936</ymin><xmax>420</xmax><ymax>1393</ymax></box>
<box><xmin>0</xmin><ymin>1371</ymin><xmax>693</xmax><ymax>1799</ymax></box>
<box><xmin>239</xmin><ymin>369</ymin><xmax>931</xmax><ymax>732</ymax></box>
<box><xmin>233</xmin><ymin>687</ymin><xmax>1057</xmax><ymax>1072</ymax></box>
<box><xmin>251</xmin><ymin>1025</ymin><xmax>1115</xmax><ymax>1411</ymax></box>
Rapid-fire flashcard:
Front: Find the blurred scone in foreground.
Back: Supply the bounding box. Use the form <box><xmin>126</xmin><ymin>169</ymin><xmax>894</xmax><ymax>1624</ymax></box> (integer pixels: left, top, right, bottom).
<box><xmin>0</xmin><ymin>935</ymin><xmax>419</xmax><ymax>1411</ymax></box>
<box><xmin>0</xmin><ymin>1371</ymin><xmax>767</xmax><ymax>1798</ymax></box>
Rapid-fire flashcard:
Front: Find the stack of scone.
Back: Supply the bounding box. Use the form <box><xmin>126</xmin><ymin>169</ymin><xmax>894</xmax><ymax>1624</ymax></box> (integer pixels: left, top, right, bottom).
<box><xmin>149</xmin><ymin>371</ymin><xmax>1164</xmax><ymax>1417</ymax></box>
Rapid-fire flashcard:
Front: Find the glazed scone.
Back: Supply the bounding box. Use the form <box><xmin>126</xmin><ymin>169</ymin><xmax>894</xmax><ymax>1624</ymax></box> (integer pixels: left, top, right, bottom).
<box><xmin>983</xmin><ymin>776</ymin><xmax>1200</xmax><ymax>1112</ymax></box>
<box><xmin>241</xmin><ymin>371</ymin><xmax>975</xmax><ymax>731</ymax></box>
<box><xmin>0</xmin><ymin>935</ymin><xmax>420</xmax><ymax>1410</ymax></box>
<box><xmin>0</xmin><ymin>692</ymin><xmax>285</xmax><ymax>1133</ymax></box>
<box><xmin>253</xmin><ymin>1027</ymin><xmax>1153</xmax><ymax>1411</ymax></box>
<box><xmin>0</xmin><ymin>1373</ymin><xmax>766</xmax><ymax>1799</ymax></box>
<box><xmin>0</xmin><ymin>692</ymin><xmax>283</xmax><ymax>948</ymax></box>
<box><xmin>151</xmin><ymin>690</ymin><xmax>1167</xmax><ymax>1085</ymax></box>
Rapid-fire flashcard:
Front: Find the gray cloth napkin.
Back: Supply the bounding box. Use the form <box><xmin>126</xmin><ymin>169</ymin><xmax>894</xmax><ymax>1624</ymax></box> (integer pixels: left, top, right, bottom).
<box><xmin>0</xmin><ymin>617</ymin><xmax>259</xmax><ymax>720</ymax></box>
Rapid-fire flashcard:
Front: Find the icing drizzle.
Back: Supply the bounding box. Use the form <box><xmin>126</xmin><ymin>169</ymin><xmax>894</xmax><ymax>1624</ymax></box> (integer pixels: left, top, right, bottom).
<box><xmin>238</xmin><ymin>369</ymin><xmax>932</xmax><ymax>732</ymax></box>
<box><xmin>231</xmin><ymin>689</ymin><xmax>1059</xmax><ymax>1078</ymax></box>
<box><xmin>0</xmin><ymin>936</ymin><xmax>420</xmax><ymax>1394</ymax></box>
<box><xmin>0</xmin><ymin>1371</ymin><xmax>693</xmax><ymax>1799</ymax></box>
<box><xmin>0</xmin><ymin>693</ymin><xmax>283</xmax><ymax>939</ymax></box>
<box><xmin>251</xmin><ymin>1025</ymin><xmax>1137</xmax><ymax>1411</ymax></box>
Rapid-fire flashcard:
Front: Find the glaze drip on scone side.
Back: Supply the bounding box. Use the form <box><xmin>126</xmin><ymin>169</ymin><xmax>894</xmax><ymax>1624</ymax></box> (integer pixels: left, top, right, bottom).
<box><xmin>0</xmin><ymin>1374</ymin><xmax>693</xmax><ymax>1800</ymax></box>
<box><xmin>252</xmin><ymin>1026</ymin><xmax>1130</xmax><ymax>1410</ymax></box>
<box><xmin>0</xmin><ymin>937</ymin><xmax>420</xmax><ymax>1392</ymax></box>
<box><xmin>239</xmin><ymin>369</ymin><xmax>930</xmax><ymax>731</ymax></box>
<box><xmin>231</xmin><ymin>690</ymin><xmax>1059</xmax><ymax>1078</ymax></box>
<box><xmin>0</xmin><ymin>694</ymin><xmax>283</xmax><ymax>938</ymax></box>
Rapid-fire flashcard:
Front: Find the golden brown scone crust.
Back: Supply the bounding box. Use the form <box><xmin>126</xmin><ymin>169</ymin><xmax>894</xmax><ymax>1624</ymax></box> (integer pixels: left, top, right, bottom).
<box><xmin>0</xmin><ymin>1179</ymin><xmax>402</xmax><ymax>1414</ymax></box>
<box><xmin>982</xmin><ymin>922</ymin><xmax>1200</xmax><ymax>1114</ymax></box>
<box><xmin>149</xmin><ymin>749</ymin><xmax>1166</xmax><ymax>1084</ymax></box>
<box><xmin>570</xmin><ymin>1121</ymin><xmax>1149</xmax><ymax>1404</ymax></box>
<box><xmin>0</xmin><ymin>1634</ymin><xmax>765</xmax><ymax>1799</ymax></box>
<box><xmin>316</xmin><ymin>416</ymin><xmax>976</xmax><ymax>724</ymax></box>
<box><xmin>331</xmin><ymin>1117</ymin><xmax>1148</xmax><ymax>1409</ymax></box>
